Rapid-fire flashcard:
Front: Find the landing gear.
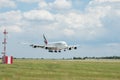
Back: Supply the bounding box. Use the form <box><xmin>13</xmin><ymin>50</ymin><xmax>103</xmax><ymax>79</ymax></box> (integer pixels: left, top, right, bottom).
<box><xmin>54</xmin><ymin>50</ymin><xmax>57</xmax><ymax>53</ymax></box>
<box><xmin>48</xmin><ymin>50</ymin><xmax>53</xmax><ymax>52</ymax></box>
<box><xmin>48</xmin><ymin>50</ymin><xmax>61</xmax><ymax>53</ymax></box>
<box><xmin>58</xmin><ymin>50</ymin><xmax>61</xmax><ymax>52</ymax></box>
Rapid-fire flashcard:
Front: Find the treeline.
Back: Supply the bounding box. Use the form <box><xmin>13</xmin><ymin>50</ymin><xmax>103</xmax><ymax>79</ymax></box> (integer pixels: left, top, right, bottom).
<box><xmin>73</xmin><ymin>56</ymin><xmax>120</xmax><ymax>60</ymax></box>
<box><xmin>1</xmin><ymin>56</ymin><xmax>120</xmax><ymax>60</ymax></box>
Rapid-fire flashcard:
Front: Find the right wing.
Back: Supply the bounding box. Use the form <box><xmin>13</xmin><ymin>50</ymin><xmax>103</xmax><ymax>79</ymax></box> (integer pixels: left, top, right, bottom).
<box><xmin>67</xmin><ymin>44</ymin><xmax>80</xmax><ymax>50</ymax></box>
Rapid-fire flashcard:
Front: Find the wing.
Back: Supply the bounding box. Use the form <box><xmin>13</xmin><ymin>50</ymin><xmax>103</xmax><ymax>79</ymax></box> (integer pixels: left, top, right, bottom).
<box><xmin>30</xmin><ymin>44</ymin><xmax>60</xmax><ymax>52</ymax></box>
<box><xmin>30</xmin><ymin>44</ymin><xmax>58</xmax><ymax>50</ymax></box>
<box><xmin>67</xmin><ymin>45</ymin><xmax>80</xmax><ymax>50</ymax></box>
<box><xmin>30</xmin><ymin>44</ymin><xmax>45</xmax><ymax>48</ymax></box>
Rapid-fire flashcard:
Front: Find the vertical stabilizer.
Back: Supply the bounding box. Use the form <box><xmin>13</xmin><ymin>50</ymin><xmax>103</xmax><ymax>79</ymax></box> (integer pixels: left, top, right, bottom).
<box><xmin>43</xmin><ymin>34</ymin><xmax>48</xmax><ymax>45</ymax></box>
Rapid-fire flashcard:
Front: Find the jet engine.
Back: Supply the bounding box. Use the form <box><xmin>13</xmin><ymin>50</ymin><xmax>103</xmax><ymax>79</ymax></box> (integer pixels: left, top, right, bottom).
<box><xmin>69</xmin><ymin>47</ymin><xmax>72</xmax><ymax>50</ymax></box>
<box><xmin>74</xmin><ymin>47</ymin><xmax>77</xmax><ymax>49</ymax></box>
<box><xmin>45</xmin><ymin>47</ymin><xmax>48</xmax><ymax>49</ymax></box>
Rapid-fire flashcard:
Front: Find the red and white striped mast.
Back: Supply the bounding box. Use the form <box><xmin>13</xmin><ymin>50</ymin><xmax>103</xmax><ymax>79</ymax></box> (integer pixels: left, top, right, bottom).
<box><xmin>2</xmin><ymin>29</ymin><xmax>8</xmax><ymax>56</ymax></box>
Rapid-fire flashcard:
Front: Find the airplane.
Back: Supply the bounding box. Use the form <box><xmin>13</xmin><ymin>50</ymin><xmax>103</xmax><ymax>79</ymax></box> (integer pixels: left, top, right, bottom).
<box><xmin>30</xmin><ymin>34</ymin><xmax>78</xmax><ymax>53</ymax></box>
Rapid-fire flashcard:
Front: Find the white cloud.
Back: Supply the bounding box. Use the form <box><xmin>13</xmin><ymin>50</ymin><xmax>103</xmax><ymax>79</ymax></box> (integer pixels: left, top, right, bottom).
<box><xmin>0</xmin><ymin>0</ymin><xmax>119</xmax><ymax>41</ymax></box>
<box><xmin>17</xmin><ymin>0</ymin><xmax>40</xmax><ymax>3</ymax></box>
<box><xmin>0</xmin><ymin>10</ymin><xmax>23</xmax><ymax>33</ymax></box>
<box><xmin>0</xmin><ymin>25</ymin><xmax>22</xmax><ymax>33</ymax></box>
<box><xmin>0</xmin><ymin>0</ymin><xmax>16</xmax><ymax>8</ymax></box>
<box><xmin>21</xmin><ymin>3</ymin><xmax>108</xmax><ymax>40</ymax></box>
<box><xmin>89</xmin><ymin>0</ymin><xmax>120</xmax><ymax>10</ymax></box>
<box><xmin>0</xmin><ymin>10</ymin><xmax>22</xmax><ymax>23</ymax></box>
<box><xmin>0</xmin><ymin>11</ymin><xmax>23</xmax><ymax>30</ymax></box>
<box><xmin>53</xmin><ymin>10</ymin><xmax>106</xmax><ymax>40</ymax></box>
<box><xmin>63</xmin><ymin>28</ymin><xmax>75</xmax><ymax>36</ymax></box>
<box><xmin>23</xmin><ymin>10</ymin><xmax>54</xmax><ymax>21</ymax></box>
<box><xmin>91</xmin><ymin>0</ymin><xmax>120</xmax><ymax>3</ymax></box>
<box><xmin>88</xmin><ymin>0</ymin><xmax>120</xmax><ymax>15</ymax></box>
<box><xmin>75</xmin><ymin>0</ymin><xmax>119</xmax><ymax>40</ymax></box>
<box><xmin>89</xmin><ymin>0</ymin><xmax>120</xmax><ymax>7</ymax></box>
<box><xmin>38</xmin><ymin>0</ymin><xmax>48</xmax><ymax>9</ymax></box>
<box><xmin>13</xmin><ymin>0</ymin><xmax>111</xmax><ymax>40</ymax></box>
<box><xmin>1</xmin><ymin>0</ymin><xmax>116</xmax><ymax>41</ymax></box>
<box><xmin>37</xmin><ymin>0</ymin><xmax>72</xmax><ymax>10</ymax></box>
<box><xmin>49</xmin><ymin>0</ymin><xmax>72</xmax><ymax>10</ymax></box>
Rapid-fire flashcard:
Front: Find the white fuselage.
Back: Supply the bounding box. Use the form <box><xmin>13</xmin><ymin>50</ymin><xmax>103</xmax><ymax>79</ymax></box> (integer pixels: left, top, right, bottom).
<box><xmin>45</xmin><ymin>41</ymin><xmax>68</xmax><ymax>50</ymax></box>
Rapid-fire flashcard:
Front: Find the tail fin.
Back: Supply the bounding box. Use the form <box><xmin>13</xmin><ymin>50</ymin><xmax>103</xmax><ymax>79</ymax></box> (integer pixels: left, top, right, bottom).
<box><xmin>43</xmin><ymin>34</ymin><xmax>48</xmax><ymax>45</ymax></box>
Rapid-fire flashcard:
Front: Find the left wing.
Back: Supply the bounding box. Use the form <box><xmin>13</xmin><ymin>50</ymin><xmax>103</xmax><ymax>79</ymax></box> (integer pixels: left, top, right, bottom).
<box><xmin>30</xmin><ymin>44</ymin><xmax>45</xmax><ymax>48</ymax></box>
<box><xmin>30</xmin><ymin>44</ymin><xmax>61</xmax><ymax>52</ymax></box>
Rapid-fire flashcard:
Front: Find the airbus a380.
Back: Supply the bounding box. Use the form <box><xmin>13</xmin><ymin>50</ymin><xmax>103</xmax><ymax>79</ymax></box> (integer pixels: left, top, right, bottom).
<box><xmin>30</xmin><ymin>35</ymin><xmax>78</xmax><ymax>52</ymax></box>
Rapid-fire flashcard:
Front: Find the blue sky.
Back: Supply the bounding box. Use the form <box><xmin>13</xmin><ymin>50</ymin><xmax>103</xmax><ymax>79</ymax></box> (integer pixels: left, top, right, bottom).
<box><xmin>0</xmin><ymin>0</ymin><xmax>120</xmax><ymax>58</ymax></box>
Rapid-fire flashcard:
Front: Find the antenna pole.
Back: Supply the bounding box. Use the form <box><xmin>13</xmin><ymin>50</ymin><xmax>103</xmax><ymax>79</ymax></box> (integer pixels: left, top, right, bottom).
<box><xmin>1</xmin><ymin>29</ymin><xmax>8</xmax><ymax>63</ymax></box>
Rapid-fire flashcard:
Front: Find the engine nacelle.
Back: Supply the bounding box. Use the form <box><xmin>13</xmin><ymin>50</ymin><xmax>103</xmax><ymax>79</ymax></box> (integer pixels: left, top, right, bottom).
<box><xmin>69</xmin><ymin>47</ymin><xmax>72</xmax><ymax>50</ymax></box>
<box><xmin>33</xmin><ymin>46</ymin><xmax>37</xmax><ymax>48</ymax></box>
<box><xmin>45</xmin><ymin>47</ymin><xmax>48</xmax><ymax>49</ymax></box>
<box><xmin>74</xmin><ymin>47</ymin><xmax>77</xmax><ymax>49</ymax></box>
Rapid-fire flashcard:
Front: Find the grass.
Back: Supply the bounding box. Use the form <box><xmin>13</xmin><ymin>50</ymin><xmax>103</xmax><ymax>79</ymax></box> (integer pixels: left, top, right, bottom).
<box><xmin>0</xmin><ymin>59</ymin><xmax>120</xmax><ymax>80</ymax></box>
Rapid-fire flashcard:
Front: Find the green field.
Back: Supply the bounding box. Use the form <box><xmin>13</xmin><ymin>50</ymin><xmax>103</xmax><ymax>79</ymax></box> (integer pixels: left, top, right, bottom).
<box><xmin>0</xmin><ymin>59</ymin><xmax>120</xmax><ymax>80</ymax></box>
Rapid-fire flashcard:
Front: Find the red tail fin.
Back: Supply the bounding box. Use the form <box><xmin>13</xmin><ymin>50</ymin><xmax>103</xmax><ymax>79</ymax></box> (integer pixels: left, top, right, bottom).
<box><xmin>43</xmin><ymin>34</ymin><xmax>48</xmax><ymax>45</ymax></box>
